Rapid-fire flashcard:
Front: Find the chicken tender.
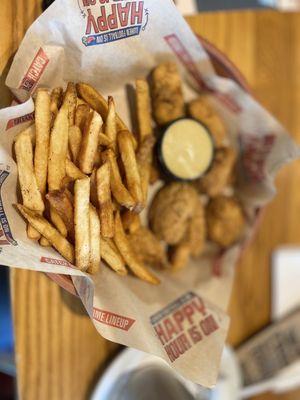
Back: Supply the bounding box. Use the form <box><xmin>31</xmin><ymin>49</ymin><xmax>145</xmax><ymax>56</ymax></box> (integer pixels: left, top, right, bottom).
<box><xmin>206</xmin><ymin>195</ymin><xmax>245</xmax><ymax>248</ymax></box>
<box><xmin>196</xmin><ymin>147</ymin><xmax>236</xmax><ymax>197</ymax></box>
<box><xmin>152</xmin><ymin>62</ymin><xmax>185</xmax><ymax>125</ymax></box>
<box><xmin>129</xmin><ymin>226</ymin><xmax>168</xmax><ymax>269</ymax></box>
<box><xmin>149</xmin><ymin>182</ymin><xmax>198</xmax><ymax>245</ymax></box>
<box><xmin>188</xmin><ymin>96</ymin><xmax>226</xmax><ymax>147</ymax></box>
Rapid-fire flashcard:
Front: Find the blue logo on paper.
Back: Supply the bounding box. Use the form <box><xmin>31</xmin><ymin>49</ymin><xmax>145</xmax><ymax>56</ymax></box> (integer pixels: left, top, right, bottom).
<box><xmin>79</xmin><ymin>1</ymin><xmax>149</xmax><ymax>46</ymax></box>
<box><xmin>0</xmin><ymin>170</ymin><xmax>17</xmax><ymax>246</ymax></box>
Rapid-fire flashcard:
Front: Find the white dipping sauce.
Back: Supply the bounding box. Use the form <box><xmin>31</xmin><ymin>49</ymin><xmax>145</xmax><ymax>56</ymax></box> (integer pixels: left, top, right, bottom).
<box><xmin>161</xmin><ymin>118</ymin><xmax>214</xmax><ymax>180</ymax></box>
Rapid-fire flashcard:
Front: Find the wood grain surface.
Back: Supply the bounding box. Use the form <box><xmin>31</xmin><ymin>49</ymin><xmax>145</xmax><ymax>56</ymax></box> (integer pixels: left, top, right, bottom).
<box><xmin>2</xmin><ymin>2</ymin><xmax>300</xmax><ymax>399</ymax></box>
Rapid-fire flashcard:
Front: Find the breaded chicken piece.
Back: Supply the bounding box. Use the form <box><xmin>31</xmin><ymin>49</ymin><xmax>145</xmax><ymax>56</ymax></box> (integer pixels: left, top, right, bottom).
<box><xmin>206</xmin><ymin>195</ymin><xmax>245</xmax><ymax>248</ymax></box>
<box><xmin>152</xmin><ymin>62</ymin><xmax>185</xmax><ymax>125</ymax></box>
<box><xmin>170</xmin><ymin>199</ymin><xmax>206</xmax><ymax>270</ymax></box>
<box><xmin>188</xmin><ymin>96</ymin><xmax>226</xmax><ymax>147</ymax></box>
<box><xmin>149</xmin><ymin>182</ymin><xmax>198</xmax><ymax>245</ymax></box>
<box><xmin>195</xmin><ymin>147</ymin><xmax>236</xmax><ymax>197</ymax></box>
<box><xmin>128</xmin><ymin>226</ymin><xmax>168</xmax><ymax>269</ymax></box>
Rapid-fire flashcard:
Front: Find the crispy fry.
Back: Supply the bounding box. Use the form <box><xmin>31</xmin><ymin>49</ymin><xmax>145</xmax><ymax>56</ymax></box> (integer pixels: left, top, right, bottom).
<box><xmin>121</xmin><ymin>210</ymin><xmax>141</xmax><ymax>234</ymax></box>
<box><xmin>15</xmin><ymin>124</ymin><xmax>35</xmax><ymax>145</ymax></box>
<box><xmin>15</xmin><ymin>127</ymin><xmax>44</xmax><ymax>240</ymax></box>
<box><xmin>16</xmin><ymin>204</ymin><xmax>74</xmax><ymax>263</ymax></box>
<box><xmin>88</xmin><ymin>205</ymin><xmax>101</xmax><ymax>274</ymax></box>
<box><xmin>98</xmin><ymin>132</ymin><xmax>112</xmax><ymax>147</ymax></box>
<box><xmin>96</xmin><ymin>162</ymin><xmax>114</xmax><ymax>238</ymax></box>
<box><xmin>50</xmin><ymin>209</ymin><xmax>68</xmax><ymax>237</ymax></box>
<box><xmin>74</xmin><ymin>178</ymin><xmax>90</xmax><ymax>271</ymax></box>
<box><xmin>50</xmin><ymin>87</ymin><xmax>63</xmax><ymax>119</ymax></box>
<box><xmin>34</xmin><ymin>89</ymin><xmax>51</xmax><ymax>196</ymax></box>
<box><xmin>105</xmin><ymin>96</ymin><xmax>117</xmax><ymax>151</ymax></box>
<box><xmin>102</xmin><ymin>149</ymin><xmax>135</xmax><ymax>210</ymax></box>
<box><xmin>114</xmin><ymin>212</ymin><xmax>160</xmax><ymax>285</ymax></box>
<box><xmin>78</xmin><ymin>110</ymin><xmax>103</xmax><ymax>174</ymax></box>
<box><xmin>136</xmin><ymin>79</ymin><xmax>152</xmax><ymax>142</ymax></box>
<box><xmin>76</xmin><ymin>83</ymin><xmax>137</xmax><ymax>150</ymax></box>
<box><xmin>63</xmin><ymin>82</ymin><xmax>77</xmax><ymax>126</ymax></box>
<box><xmin>101</xmin><ymin>238</ymin><xmax>127</xmax><ymax>275</ymax></box>
<box><xmin>137</xmin><ymin>135</ymin><xmax>156</xmax><ymax>205</ymax></box>
<box><xmin>75</xmin><ymin>104</ymin><xmax>90</xmax><ymax>132</ymax></box>
<box><xmin>48</xmin><ymin>104</ymin><xmax>69</xmax><ymax>190</ymax></box>
<box><xmin>46</xmin><ymin>189</ymin><xmax>74</xmax><ymax>240</ymax></box>
<box><xmin>65</xmin><ymin>158</ymin><xmax>86</xmax><ymax>181</ymax></box>
<box><xmin>40</xmin><ymin>237</ymin><xmax>51</xmax><ymax>247</ymax></box>
<box><xmin>68</xmin><ymin>125</ymin><xmax>82</xmax><ymax>163</ymax></box>
<box><xmin>27</xmin><ymin>225</ymin><xmax>41</xmax><ymax>240</ymax></box>
<box><xmin>118</xmin><ymin>130</ymin><xmax>143</xmax><ymax>212</ymax></box>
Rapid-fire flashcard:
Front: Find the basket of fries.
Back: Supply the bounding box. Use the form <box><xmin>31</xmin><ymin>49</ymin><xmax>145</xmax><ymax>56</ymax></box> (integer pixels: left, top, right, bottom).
<box><xmin>1</xmin><ymin>0</ymin><xmax>299</xmax><ymax>387</ymax></box>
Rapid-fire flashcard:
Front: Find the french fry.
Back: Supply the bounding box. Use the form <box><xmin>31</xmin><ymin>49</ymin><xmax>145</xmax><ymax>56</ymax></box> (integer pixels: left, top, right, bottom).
<box><xmin>114</xmin><ymin>212</ymin><xmax>160</xmax><ymax>285</ymax></box>
<box><xmin>96</xmin><ymin>162</ymin><xmax>114</xmax><ymax>238</ymax></box>
<box><xmin>118</xmin><ymin>130</ymin><xmax>143</xmax><ymax>212</ymax></box>
<box><xmin>16</xmin><ymin>204</ymin><xmax>74</xmax><ymax>263</ymax></box>
<box><xmin>105</xmin><ymin>96</ymin><xmax>117</xmax><ymax>151</ymax></box>
<box><xmin>27</xmin><ymin>225</ymin><xmax>41</xmax><ymax>240</ymax></box>
<box><xmin>15</xmin><ymin>128</ymin><xmax>45</xmax><ymax>240</ymax></box>
<box><xmin>46</xmin><ymin>189</ymin><xmax>74</xmax><ymax>240</ymax></box>
<box><xmin>68</xmin><ymin>125</ymin><xmax>82</xmax><ymax>163</ymax></box>
<box><xmin>102</xmin><ymin>149</ymin><xmax>135</xmax><ymax>210</ymax></box>
<box><xmin>15</xmin><ymin>124</ymin><xmax>36</xmax><ymax>145</ymax></box>
<box><xmin>90</xmin><ymin>169</ymin><xmax>98</xmax><ymax>207</ymax></box>
<box><xmin>121</xmin><ymin>210</ymin><xmax>141</xmax><ymax>234</ymax></box>
<box><xmin>101</xmin><ymin>238</ymin><xmax>127</xmax><ymax>275</ymax></box>
<box><xmin>50</xmin><ymin>87</ymin><xmax>63</xmax><ymax>119</ymax></box>
<box><xmin>40</xmin><ymin>237</ymin><xmax>51</xmax><ymax>247</ymax></box>
<box><xmin>65</xmin><ymin>158</ymin><xmax>86</xmax><ymax>181</ymax></box>
<box><xmin>136</xmin><ymin>79</ymin><xmax>152</xmax><ymax>142</ymax></box>
<box><xmin>78</xmin><ymin>110</ymin><xmax>103</xmax><ymax>174</ymax></box>
<box><xmin>98</xmin><ymin>132</ymin><xmax>112</xmax><ymax>147</ymax></box>
<box><xmin>170</xmin><ymin>243</ymin><xmax>191</xmax><ymax>271</ymax></box>
<box><xmin>76</xmin><ymin>83</ymin><xmax>137</xmax><ymax>150</ymax></box>
<box><xmin>75</xmin><ymin>104</ymin><xmax>90</xmax><ymax>131</ymax></box>
<box><xmin>93</xmin><ymin>150</ymin><xmax>102</xmax><ymax>168</ymax></box>
<box><xmin>88</xmin><ymin>205</ymin><xmax>101</xmax><ymax>274</ymax></box>
<box><xmin>77</xmin><ymin>98</ymin><xmax>88</xmax><ymax>107</ymax></box>
<box><xmin>74</xmin><ymin>178</ymin><xmax>90</xmax><ymax>271</ymax></box>
<box><xmin>48</xmin><ymin>104</ymin><xmax>69</xmax><ymax>190</ymax></box>
<box><xmin>136</xmin><ymin>135</ymin><xmax>156</xmax><ymax>205</ymax></box>
<box><xmin>34</xmin><ymin>89</ymin><xmax>51</xmax><ymax>196</ymax></box>
<box><xmin>63</xmin><ymin>82</ymin><xmax>77</xmax><ymax>126</ymax></box>
<box><xmin>50</xmin><ymin>209</ymin><xmax>68</xmax><ymax>237</ymax></box>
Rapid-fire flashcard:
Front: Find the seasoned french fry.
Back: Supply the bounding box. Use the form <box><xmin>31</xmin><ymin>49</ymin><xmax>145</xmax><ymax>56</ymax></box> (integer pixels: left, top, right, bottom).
<box><xmin>74</xmin><ymin>178</ymin><xmax>90</xmax><ymax>271</ymax></box>
<box><xmin>96</xmin><ymin>162</ymin><xmax>114</xmax><ymax>238</ymax></box>
<box><xmin>76</xmin><ymin>83</ymin><xmax>137</xmax><ymax>150</ymax></box>
<box><xmin>15</xmin><ymin>128</ymin><xmax>44</xmax><ymax>240</ymax></box>
<box><xmin>101</xmin><ymin>238</ymin><xmax>127</xmax><ymax>275</ymax></box>
<box><xmin>50</xmin><ymin>87</ymin><xmax>63</xmax><ymax>119</ymax></box>
<box><xmin>34</xmin><ymin>89</ymin><xmax>51</xmax><ymax>196</ymax></box>
<box><xmin>50</xmin><ymin>209</ymin><xmax>68</xmax><ymax>237</ymax></box>
<box><xmin>105</xmin><ymin>96</ymin><xmax>117</xmax><ymax>151</ymax></box>
<box><xmin>15</xmin><ymin>124</ymin><xmax>35</xmax><ymax>145</ymax></box>
<box><xmin>63</xmin><ymin>82</ymin><xmax>77</xmax><ymax>126</ymax></box>
<box><xmin>46</xmin><ymin>189</ymin><xmax>74</xmax><ymax>240</ymax></box>
<box><xmin>27</xmin><ymin>225</ymin><xmax>41</xmax><ymax>240</ymax></box>
<box><xmin>118</xmin><ymin>130</ymin><xmax>143</xmax><ymax>212</ymax></box>
<box><xmin>136</xmin><ymin>135</ymin><xmax>156</xmax><ymax>205</ymax></box>
<box><xmin>40</xmin><ymin>237</ymin><xmax>51</xmax><ymax>247</ymax></box>
<box><xmin>75</xmin><ymin>104</ymin><xmax>90</xmax><ymax>131</ymax></box>
<box><xmin>102</xmin><ymin>149</ymin><xmax>135</xmax><ymax>210</ymax></box>
<box><xmin>78</xmin><ymin>110</ymin><xmax>103</xmax><ymax>174</ymax></box>
<box><xmin>68</xmin><ymin>125</ymin><xmax>82</xmax><ymax>163</ymax></box>
<box><xmin>98</xmin><ymin>132</ymin><xmax>112</xmax><ymax>147</ymax></box>
<box><xmin>114</xmin><ymin>212</ymin><xmax>160</xmax><ymax>285</ymax></box>
<box><xmin>16</xmin><ymin>204</ymin><xmax>74</xmax><ymax>263</ymax></box>
<box><xmin>121</xmin><ymin>210</ymin><xmax>141</xmax><ymax>234</ymax></box>
<box><xmin>48</xmin><ymin>104</ymin><xmax>69</xmax><ymax>190</ymax></box>
<box><xmin>136</xmin><ymin>79</ymin><xmax>152</xmax><ymax>142</ymax></box>
<box><xmin>88</xmin><ymin>205</ymin><xmax>101</xmax><ymax>274</ymax></box>
<box><xmin>150</xmin><ymin>163</ymin><xmax>160</xmax><ymax>184</ymax></box>
<box><xmin>66</xmin><ymin>158</ymin><xmax>86</xmax><ymax>181</ymax></box>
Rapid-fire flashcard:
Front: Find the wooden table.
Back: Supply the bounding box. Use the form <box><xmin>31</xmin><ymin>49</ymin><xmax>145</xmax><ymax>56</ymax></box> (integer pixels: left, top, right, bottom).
<box><xmin>2</xmin><ymin>2</ymin><xmax>300</xmax><ymax>399</ymax></box>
